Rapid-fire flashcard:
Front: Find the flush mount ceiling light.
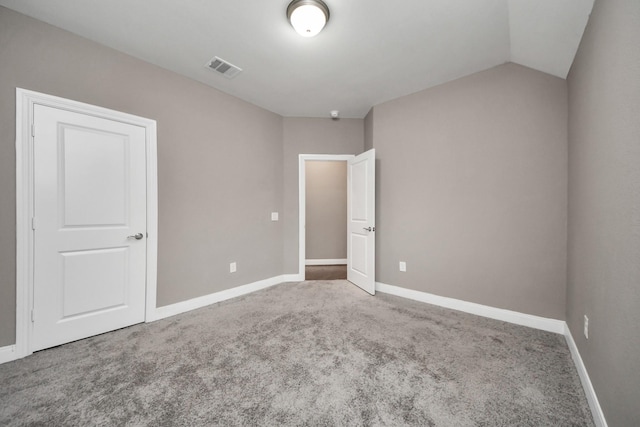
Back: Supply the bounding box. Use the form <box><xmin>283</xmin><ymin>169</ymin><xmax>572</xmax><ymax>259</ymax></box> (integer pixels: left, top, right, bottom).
<box><xmin>287</xmin><ymin>0</ymin><xmax>330</xmax><ymax>38</ymax></box>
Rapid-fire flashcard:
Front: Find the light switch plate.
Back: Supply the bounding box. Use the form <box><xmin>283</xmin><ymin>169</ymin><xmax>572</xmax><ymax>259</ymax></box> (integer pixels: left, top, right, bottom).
<box><xmin>271</xmin><ymin>212</ymin><xmax>279</xmax><ymax>221</ymax></box>
<box><xmin>399</xmin><ymin>261</ymin><xmax>407</xmax><ymax>272</ymax></box>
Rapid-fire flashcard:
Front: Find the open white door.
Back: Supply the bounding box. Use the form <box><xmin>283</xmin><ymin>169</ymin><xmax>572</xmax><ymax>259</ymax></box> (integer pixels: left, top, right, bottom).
<box><xmin>347</xmin><ymin>149</ymin><xmax>375</xmax><ymax>294</ymax></box>
<box><xmin>31</xmin><ymin>104</ymin><xmax>147</xmax><ymax>351</ymax></box>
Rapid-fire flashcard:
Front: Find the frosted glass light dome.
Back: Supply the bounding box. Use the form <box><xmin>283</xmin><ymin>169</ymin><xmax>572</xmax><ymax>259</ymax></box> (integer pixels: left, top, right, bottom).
<box><xmin>287</xmin><ymin>0</ymin><xmax>330</xmax><ymax>38</ymax></box>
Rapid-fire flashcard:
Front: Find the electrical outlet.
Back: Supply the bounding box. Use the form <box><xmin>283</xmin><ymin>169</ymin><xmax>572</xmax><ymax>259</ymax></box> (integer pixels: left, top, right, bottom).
<box><xmin>399</xmin><ymin>261</ymin><xmax>407</xmax><ymax>272</ymax></box>
<box><xmin>584</xmin><ymin>315</ymin><xmax>589</xmax><ymax>339</ymax></box>
<box><xmin>230</xmin><ymin>262</ymin><xmax>237</xmax><ymax>273</ymax></box>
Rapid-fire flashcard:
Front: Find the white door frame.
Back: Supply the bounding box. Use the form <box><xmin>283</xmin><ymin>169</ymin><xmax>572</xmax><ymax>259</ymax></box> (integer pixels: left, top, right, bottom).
<box><xmin>298</xmin><ymin>154</ymin><xmax>354</xmax><ymax>280</ymax></box>
<box><xmin>15</xmin><ymin>88</ymin><xmax>158</xmax><ymax>359</ymax></box>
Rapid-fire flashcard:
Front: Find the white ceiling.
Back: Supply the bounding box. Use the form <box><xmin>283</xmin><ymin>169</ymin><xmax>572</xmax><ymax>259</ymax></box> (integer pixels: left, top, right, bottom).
<box><xmin>0</xmin><ymin>0</ymin><xmax>593</xmax><ymax>118</ymax></box>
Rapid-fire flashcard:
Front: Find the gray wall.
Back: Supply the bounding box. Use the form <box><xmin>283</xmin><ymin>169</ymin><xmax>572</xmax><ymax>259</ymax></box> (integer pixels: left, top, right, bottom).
<box><xmin>305</xmin><ymin>161</ymin><xmax>347</xmax><ymax>261</ymax></box>
<box><xmin>370</xmin><ymin>63</ymin><xmax>568</xmax><ymax>319</ymax></box>
<box><xmin>283</xmin><ymin>118</ymin><xmax>365</xmax><ymax>274</ymax></box>
<box><xmin>566</xmin><ymin>0</ymin><xmax>640</xmax><ymax>424</ymax></box>
<box><xmin>0</xmin><ymin>7</ymin><xmax>284</xmax><ymax>346</ymax></box>
<box><xmin>364</xmin><ymin>109</ymin><xmax>374</xmax><ymax>152</ymax></box>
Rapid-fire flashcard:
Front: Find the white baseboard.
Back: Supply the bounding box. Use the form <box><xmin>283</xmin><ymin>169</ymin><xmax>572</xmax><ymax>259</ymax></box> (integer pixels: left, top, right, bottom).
<box><xmin>375</xmin><ymin>282</ymin><xmax>566</xmax><ymax>334</ymax></box>
<box><xmin>283</xmin><ymin>273</ymin><xmax>304</xmax><ymax>282</ymax></box>
<box><xmin>0</xmin><ymin>345</ymin><xmax>17</xmax><ymax>365</ymax></box>
<box><xmin>148</xmin><ymin>275</ymin><xmax>286</xmax><ymax>322</ymax></box>
<box><xmin>305</xmin><ymin>259</ymin><xmax>347</xmax><ymax>266</ymax></box>
<box><xmin>564</xmin><ymin>324</ymin><xmax>608</xmax><ymax>427</ymax></box>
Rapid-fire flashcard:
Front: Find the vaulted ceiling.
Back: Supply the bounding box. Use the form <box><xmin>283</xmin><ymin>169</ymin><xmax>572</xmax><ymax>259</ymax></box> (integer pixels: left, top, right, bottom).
<box><xmin>0</xmin><ymin>0</ymin><xmax>594</xmax><ymax>118</ymax></box>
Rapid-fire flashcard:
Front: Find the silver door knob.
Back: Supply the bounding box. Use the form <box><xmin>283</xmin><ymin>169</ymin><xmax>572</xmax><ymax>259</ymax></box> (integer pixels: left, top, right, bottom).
<box><xmin>127</xmin><ymin>233</ymin><xmax>144</xmax><ymax>240</ymax></box>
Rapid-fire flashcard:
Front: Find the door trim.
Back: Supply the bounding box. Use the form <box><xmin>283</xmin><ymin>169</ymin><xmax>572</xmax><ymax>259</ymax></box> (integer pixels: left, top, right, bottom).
<box><xmin>15</xmin><ymin>88</ymin><xmax>158</xmax><ymax>359</ymax></box>
<box><xmin>298</xmin><ymin>154</ymin><xmax>354</xmax><ymax>280</ymax></box>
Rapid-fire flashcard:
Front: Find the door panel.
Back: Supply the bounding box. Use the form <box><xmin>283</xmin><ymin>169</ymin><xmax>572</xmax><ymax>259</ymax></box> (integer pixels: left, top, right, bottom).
<box><xmin>62</xmin><ymin>128</ymin><xmax>129</xmax><ymax>226</ymax></box>
<box><xmin>60</xmin><ymin>247</ymin><xmax>128</xmax><ymax>319</ymax></box>
<box><xmin>347</xmin><ymin>149</ymin><xmax>376</xmax><ymax>294</ymax></box>
<box><xmin>350</xmin><ymin>234</ymin><xmax>368</xmax><ymax>274</ymax></box>
<box><xmin>32</xmin><ymin>104</ymin><xmax>147</xmax><ymax>351</ymax></box>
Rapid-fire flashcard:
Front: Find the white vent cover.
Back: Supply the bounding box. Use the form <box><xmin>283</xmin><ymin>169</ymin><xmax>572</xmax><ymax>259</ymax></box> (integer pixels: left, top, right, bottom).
<box><xmin>206</xmin><ymin>56</ymin><xmax>242</xmax><ymax>79</ymax></box>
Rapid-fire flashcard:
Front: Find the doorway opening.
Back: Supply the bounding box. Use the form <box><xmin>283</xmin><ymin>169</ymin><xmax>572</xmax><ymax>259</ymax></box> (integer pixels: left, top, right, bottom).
<box><xmin>298</xmin><ymin>154</ymin><xmax>353</xmax><ymax>281</ymax></box>
<box><xmin>298</xmin><ymin>150</ymin><xmax>376</xmax><ymax>294</ymax></box>
<box><xmin>304</xmin><ymin>160</ymin><xmax>348</xmax><ymax>280</ymax></box>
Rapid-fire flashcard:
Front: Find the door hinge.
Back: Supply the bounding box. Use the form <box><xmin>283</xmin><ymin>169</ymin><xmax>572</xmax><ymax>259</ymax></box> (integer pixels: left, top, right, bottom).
<box><xmin>31</xmin><ymin>309</ymin><xmax>35</xmax><ymax>323</ymax></box>
<box><xmin>31</xmin><ymin>124</ymin><xmax>35</xmax><ymax>138</ymax></box>
<box><xmin>31</xmin><ymin>217</ymin><xmax>36</xmax><ymax>230</ymax></box>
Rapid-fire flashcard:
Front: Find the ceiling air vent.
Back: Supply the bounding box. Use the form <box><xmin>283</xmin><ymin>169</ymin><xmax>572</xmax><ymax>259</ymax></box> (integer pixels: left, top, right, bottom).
<box><xmin>206</xmin><ymin>56</ymin><xmax>242</xmax><ymax>79</ymax></box>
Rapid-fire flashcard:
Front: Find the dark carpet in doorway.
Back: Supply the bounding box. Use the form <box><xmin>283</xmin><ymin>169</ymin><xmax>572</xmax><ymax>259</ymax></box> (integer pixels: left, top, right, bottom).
<box><xmin>305</xmin><ymin>264</ymin><xmax>347</xmax><ymax>280</ymax></box>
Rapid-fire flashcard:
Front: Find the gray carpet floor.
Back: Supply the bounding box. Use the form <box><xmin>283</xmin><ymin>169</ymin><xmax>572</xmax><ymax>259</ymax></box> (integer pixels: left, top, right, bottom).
<box><xmin>0</xmin><ymin>280</ymin><xmax>594</xmax><ymax>426</ymax></box>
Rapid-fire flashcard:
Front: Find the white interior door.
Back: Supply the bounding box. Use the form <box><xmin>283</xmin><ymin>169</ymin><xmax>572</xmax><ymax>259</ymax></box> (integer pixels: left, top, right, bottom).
<box><xmin>347</xmin><ymin>149</ymin><xmax>376</xmax><ymax>294</ymax></box>
<box><xmin>32</xmin><ymin>104</ymin><xmax>147</xmax><ymax>351</ymax></box>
